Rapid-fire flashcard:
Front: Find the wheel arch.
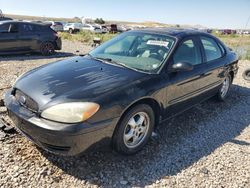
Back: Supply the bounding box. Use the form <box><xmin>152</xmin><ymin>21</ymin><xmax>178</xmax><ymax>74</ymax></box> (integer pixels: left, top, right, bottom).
<box><xmin>229</xmin><ymin>70</ymin><xmax>234</xmax><ymax>83</ymax></box>
<box><xmin>113</xmin><ymin>97</ymin><xmax>162</xmax><ymax>137</ymax></box>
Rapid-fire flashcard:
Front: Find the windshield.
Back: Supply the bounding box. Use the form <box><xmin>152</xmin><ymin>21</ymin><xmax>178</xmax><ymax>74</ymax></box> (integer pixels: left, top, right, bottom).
<box><xmin>89</xmin><ymin>32</ymin><xmax>176</xmax><ymax>73</ymax></box>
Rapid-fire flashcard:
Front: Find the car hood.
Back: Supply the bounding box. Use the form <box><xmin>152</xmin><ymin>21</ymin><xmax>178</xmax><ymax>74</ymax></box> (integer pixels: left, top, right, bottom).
<box><xmin>14</xmin><ymin>56</ymin><xmax>145</xmax><ymax>110</ymax></box>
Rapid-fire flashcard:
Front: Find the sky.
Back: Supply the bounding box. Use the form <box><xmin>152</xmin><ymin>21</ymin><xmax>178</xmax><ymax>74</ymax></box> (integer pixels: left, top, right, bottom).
<box><xmin>0</xmin><ymin>0</ymin><xmax>250</xmax><ymax>29</ymax></box>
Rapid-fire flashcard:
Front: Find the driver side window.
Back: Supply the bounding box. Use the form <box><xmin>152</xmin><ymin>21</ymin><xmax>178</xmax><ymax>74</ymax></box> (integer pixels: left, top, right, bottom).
<box><xmin>173</xmin><ymin>39</ymin><xmax>201</xmax><ymax>66</ymax></box>
<box><xmin>0</xmin><ymin>23</ymin><xmax>18</xmax><ymax>33</ymax></box>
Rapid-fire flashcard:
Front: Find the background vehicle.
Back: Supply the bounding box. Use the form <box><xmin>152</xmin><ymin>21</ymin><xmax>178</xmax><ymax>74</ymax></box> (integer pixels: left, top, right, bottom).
<box><xmin>117</xmin><ymin>25</ymin><xmax>129</xmax><ymax>32</ymax></box>
<box><xmin>220</xmin><ymin>29</ymin><xmax>236</xmax><ymax>35</ymax></box>
<box><xmin>0</xmin><ymin>17</ymin><xmax>12</xmax><ymax>21</ymax></box>
<box><xmin>0</xmin><ymin>21</ymin><xmax>61</xmax><ymax>55</ymax></box>
<box><xmin>100</xmin><ymin>25</ymin><xmax>108</xmax><ymax>33</ymax></box>
<box><xmin>44</xmin><ymin>21</ymin><xmax>64</xmax><ymax>32</ymax></box>
<box><xmin>110</xmin><ymin>24</ymin><xmax>118</xmax><ymax>33</ymax></box>
<box><xmin>243</xmin><ymin>68</ymin><xmax>250</xmax><ymax>81</ymax></box>
<box><xmin>64</xmin><ymin>23</ymin><xmax>83</xmax><ymax>33</ymax></box>
<box><xmin>82</xmin><ymin>24</ymin><xmax>102</xmax><ymax>33</ymax></box>
<box><xmin>243</xmin><ymin>31</ymin><xmax>250</xmax><ymax>35</ymax></box>
<box><xmin>5</xmin><ymin>29</ymin><xmax>238</xmax><ymax>156</ymax></box>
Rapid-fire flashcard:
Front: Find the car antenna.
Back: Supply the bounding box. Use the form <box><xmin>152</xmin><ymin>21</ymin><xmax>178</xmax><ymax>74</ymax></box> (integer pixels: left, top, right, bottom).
<box><xmin>234</xmin><ymin>15</ymin><xmax>250</xmax><ymax>57</ymax></box>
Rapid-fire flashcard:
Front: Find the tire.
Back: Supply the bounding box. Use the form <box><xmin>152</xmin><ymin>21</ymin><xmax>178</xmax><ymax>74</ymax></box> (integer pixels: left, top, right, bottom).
<box><xmin>112</xmin><ymin>104</ymin><xmax>155</xmax><ymax>155</ymax></box>
<box><xmin>69</xmin><ymin>28</ymin><xmax>73</xmax><ymax>34</ymax></box>
<box><xmin>243</xmin><ymin>69</ymin><xmax>250</xmax><ymax>81</ymax></box>
<box><xmin>40</xmin><ymin>42</ymin><xmax>55</xmax><ymax>56</ymax></box>
<box><xmin>216</xmin><ymin>74</ymin><xmax>232</xmax><ymax>101</ymax></box>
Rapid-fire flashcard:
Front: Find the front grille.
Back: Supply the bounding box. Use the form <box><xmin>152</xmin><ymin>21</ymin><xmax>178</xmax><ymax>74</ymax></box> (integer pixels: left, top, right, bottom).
<box><xmin>15</xmin><ymin>89</ymin><xmax>39</xmax><ymax>112</ymax></box>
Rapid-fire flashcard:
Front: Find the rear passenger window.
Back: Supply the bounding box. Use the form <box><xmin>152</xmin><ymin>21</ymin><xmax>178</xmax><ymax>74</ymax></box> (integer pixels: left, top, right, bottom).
<box><xmin>21</xmin><ymin>24</ymin><xmax>35</xmax><ymax>32</ymax></box>
<box><xmin>173</xmin><ymin>39</ymin><xmax>202</xmax><ymax>65</ymax></box>
<box><xmin>201</xmin><ymin>37</ymin><xmax>222</xmax><ymax>62</ymax></box>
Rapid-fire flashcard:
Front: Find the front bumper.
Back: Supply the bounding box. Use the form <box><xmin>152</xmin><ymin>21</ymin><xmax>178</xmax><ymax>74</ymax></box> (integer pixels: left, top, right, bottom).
<box><xmin>4</xmin><ymin>90</ymin><xmax>118</xmax><ymax>156</ymax></box>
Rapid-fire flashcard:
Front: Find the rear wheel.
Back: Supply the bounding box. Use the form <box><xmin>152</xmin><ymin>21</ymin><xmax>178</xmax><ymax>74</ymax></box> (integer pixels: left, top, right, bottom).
<box><xmin>40</xmin><ymin>42</ymin><xmax>55</xmax><ymax>56</ymax></box>
<box><xmin>216</xmin><ymin>74</ymin><xmax>232</xmax><ymax>101</ymax></box>
<box><xmin>112</xmin><ymin>104</ymin><xmax>155</xmax><ymax>155</ymax></box>
<box><xmin>243</xmin><ymin>69</ymin><xmax>250</xmax><ymax>81</ymax></box>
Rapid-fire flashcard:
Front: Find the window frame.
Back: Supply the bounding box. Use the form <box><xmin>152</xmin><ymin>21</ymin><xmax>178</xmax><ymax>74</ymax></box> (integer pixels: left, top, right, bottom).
<box><xmin>0</xmin><ymin>23</ymin><xmax>10</xmax><ymax>33</ymax></box>
<box><xmin>20</xmin><ymin>23</ymin><xmax>36</xmax><ymax>33</ymax></box>
<box><xmin>199</xmin><ymin>35</ymin><xmax>226</xmax><ymax>63</ymax></box>
<box><xmin>167</xmin><ymin>36</ymin><xmax>204</xmax><ymax>70</ymax></box>
<box><xmin>0</xmin><ymin>22</ymin><xmax>19</xmax><ymax>34</ymax></box>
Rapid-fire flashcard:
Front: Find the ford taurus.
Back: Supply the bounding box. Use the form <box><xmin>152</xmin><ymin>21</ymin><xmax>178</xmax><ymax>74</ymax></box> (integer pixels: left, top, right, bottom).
<box><xmin>5</xmin><ymin>29</ymin><xmax>238</xmax><ymax>155</ymax></box>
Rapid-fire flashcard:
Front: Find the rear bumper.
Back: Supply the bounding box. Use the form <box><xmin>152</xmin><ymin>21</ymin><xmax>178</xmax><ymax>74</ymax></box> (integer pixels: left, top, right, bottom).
<box><xmin>4</xmin><ymin>90</ymin><xmax>118</xmax><ymax>156</ymax></box>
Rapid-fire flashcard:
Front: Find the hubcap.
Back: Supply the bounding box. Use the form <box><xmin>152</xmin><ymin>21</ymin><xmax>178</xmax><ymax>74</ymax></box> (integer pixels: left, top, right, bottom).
<box><xmin>220</xmin><ymin>76</ymin><xmax>230</xmax><ymax>98</ymax></box>
<box><xmin>123</xmin><ymin>112</ymin><xmax>150</xmax><ymax>148</ymax></box>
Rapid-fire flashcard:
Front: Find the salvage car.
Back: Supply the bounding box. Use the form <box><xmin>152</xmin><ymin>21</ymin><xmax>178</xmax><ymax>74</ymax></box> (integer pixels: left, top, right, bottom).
<box><xmin>0</xmin><ymin>21</ymin><xmax>61</xmax><ymax>55</ymax></box>
<box><xmin>82</xmin><ymin>24</ymin><xmax>102</xmax><ymax>33</ymax></box>
<box><xmin>63</xmin><ymin>23</ymin><xmax>83</xmax><ymax>34</ymax></box>
<box><xmin>5</xmin><ymin>29</ymin><xmax>238</xmax><ymax>156</ymax></box>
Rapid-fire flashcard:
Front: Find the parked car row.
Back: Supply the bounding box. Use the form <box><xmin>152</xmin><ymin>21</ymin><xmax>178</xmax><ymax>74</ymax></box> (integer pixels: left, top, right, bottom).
<box><xmin>64</xmin><ymin>23</ymin><xmax>105</xmax><ymax>34</ymax></box>
<box><xmin>63</xmin><ymin>23</ymin><xmax>130</xmax><ymax>34</ymax></box>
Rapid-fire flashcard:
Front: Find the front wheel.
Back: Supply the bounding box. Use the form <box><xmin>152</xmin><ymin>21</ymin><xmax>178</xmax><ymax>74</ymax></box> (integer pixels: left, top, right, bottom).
<box><xmin>112</xmin><ymin>104</ymin><xmax>155</xmax><ymax>155</ymax></box>
<box><xmin>216</xmin><ymin>74</ymin><xmax>232</xmax><ymax>101</ymax></box>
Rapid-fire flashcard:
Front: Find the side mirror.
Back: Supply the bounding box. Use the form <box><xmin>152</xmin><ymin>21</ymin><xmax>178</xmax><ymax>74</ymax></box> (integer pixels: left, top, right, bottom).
<box><xmin>170</xmin><ymin>62</ymin><xmax>193</xmax><ymax>72</ymax></box>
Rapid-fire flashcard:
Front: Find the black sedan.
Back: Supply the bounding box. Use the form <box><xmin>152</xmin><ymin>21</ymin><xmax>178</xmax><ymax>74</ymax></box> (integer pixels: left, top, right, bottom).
<box><xmin>0</xmin><ymin>21</ymin><xmax>61</xmax><ymax>55</ymax></box>
<box><xmin>5</xmin><ymin>29</ymin><xmax>238</xmax><ymax>155</ymax></box>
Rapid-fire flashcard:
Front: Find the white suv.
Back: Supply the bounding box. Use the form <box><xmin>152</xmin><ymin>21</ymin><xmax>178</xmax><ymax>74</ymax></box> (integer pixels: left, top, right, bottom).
<box><xmin>64</xmin><ymin>23</ymin><xmax>83</xmax><ymax>33</ymax></box>
<box><xmin>82</xmin><ymin>24</ymin><xmax>102</xmax><ymax>33</ymax></box>
<box><xmin>44</xmin><ymin>21</ymin><xmax>64</xmax><ymax>32</ymax></box>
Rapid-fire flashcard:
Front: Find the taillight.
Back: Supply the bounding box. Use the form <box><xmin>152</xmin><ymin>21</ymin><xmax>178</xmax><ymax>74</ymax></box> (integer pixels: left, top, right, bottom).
<box><xmin>54</xmin><ymin>32</ymin><xmax>59</xmax><ymax>38</ymax></box>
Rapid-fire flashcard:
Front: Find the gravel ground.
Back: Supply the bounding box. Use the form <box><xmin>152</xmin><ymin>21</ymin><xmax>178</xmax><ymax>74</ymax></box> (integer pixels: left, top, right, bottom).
<box><xmin>0</xmin><ymin>40</ymin><xmax>249</xmax><ymax>188</ymax></box>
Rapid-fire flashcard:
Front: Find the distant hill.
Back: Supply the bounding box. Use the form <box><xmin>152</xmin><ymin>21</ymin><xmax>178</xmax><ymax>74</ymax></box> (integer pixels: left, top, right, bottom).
<box><xmin>5</xmin><ymin>14</ymin><xmax>80</xmax><ymax>22</ymax></box>
<box><xmin>5</xmin><ymin>14</ymin><xmax>206</xmax><ymax>29</ymax></box>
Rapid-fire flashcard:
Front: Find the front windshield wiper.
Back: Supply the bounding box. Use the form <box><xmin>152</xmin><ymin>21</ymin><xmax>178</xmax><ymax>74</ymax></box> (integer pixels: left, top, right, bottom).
<box><xmin>87</xmin><ymin>54</ymin><xmax>147</xmax><ymax>73</ymax></box>
<box><xmin>86</xmin><ymin>54</ymin><xmax>113</xmax><ymax>63</ymax></box>
<box><xmin>88</xmin><ymin>55</ymin><xmax>121</xmax><ymax>67</ymax></box>
<box><xmin>96</xmin><ymin>57</ymin><xmax>136</xmax><ymax>70</ymax></box>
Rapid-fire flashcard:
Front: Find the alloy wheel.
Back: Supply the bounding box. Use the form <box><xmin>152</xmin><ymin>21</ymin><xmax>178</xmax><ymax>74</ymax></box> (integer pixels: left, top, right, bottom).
<box><xmin>220</xmin><ymin>76</ymin><xmax>230</xmax><ymax>98</ymax></box>
<box><xmin>123</xmin><ymin>112</ymin><xmax>150</xmax><ymax>148</ymax></box>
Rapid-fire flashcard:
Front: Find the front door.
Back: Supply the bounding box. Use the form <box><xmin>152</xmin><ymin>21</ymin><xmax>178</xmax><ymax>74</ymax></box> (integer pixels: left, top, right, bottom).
<box><xmin>0</xmin><ymin>23</ymin><xmax>20</xmax><ymax>53</ymax></box>
<box><xmin>164</xmin><ymin>37</ymin><xmax>205</xmax><ymax>118</ymax></box>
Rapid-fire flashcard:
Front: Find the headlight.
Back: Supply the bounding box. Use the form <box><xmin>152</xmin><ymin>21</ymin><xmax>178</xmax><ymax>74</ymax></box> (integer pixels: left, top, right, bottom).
<box><xmin>41</xmin><ymin>102</ymin><xmax>100</xmax><ymax>123</ymax></box>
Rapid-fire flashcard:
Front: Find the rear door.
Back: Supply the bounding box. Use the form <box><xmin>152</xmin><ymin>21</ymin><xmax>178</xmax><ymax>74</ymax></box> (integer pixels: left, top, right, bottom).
<box><xmin>198</xmin><ymin>35</ymin><xmax>226</xmax><ymax>94</ymax></box>
<box><xmin>0</xmin><ymin>22</ymin><xmax>21</xmax><ymax>53</ymax></box>
<box><xmin>19</xmin><ymin>23</ymin><xmax>41</xmax><ymax>51</ymax></box>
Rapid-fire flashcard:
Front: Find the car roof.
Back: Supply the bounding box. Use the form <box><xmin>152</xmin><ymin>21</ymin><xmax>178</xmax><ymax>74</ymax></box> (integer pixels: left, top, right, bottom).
<box><xmin>0</xmin><ymin>20</ymin><xmax>48</xmax><ymax>26</ymax></box>
<box><xmin>131</xmin><ymin>28</ymin><xmax>212</xmax><ymax>39</ymax></box>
